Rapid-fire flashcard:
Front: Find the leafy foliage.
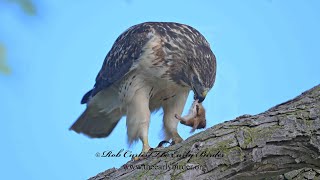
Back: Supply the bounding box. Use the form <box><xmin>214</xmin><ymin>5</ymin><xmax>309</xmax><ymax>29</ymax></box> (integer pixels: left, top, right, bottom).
<box><xmin>7</xmin><ymin>0</ymin><xmax>37</xmax><ymax>15</ymax></box>
<box><xmin>0</xmin><ymin>44</ymin><xmax>10</xmax><ymax>74</ymax></box>
<box><xmin>0</xmin><ymin>0</ymin><xmax>36</xmax><ymax>74</ymax></box>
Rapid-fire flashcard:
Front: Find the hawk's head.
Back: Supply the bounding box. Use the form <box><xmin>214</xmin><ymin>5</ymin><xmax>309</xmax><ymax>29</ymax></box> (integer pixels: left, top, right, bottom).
<box><xmin>155</xmin><ymin>22</ymin><xmax>217</xmax><ymax>103</ymax></box>
<box><xmin>189</xmin><ymin>47</ymin><xmax>216</xmax><ymax>103</ymax></box>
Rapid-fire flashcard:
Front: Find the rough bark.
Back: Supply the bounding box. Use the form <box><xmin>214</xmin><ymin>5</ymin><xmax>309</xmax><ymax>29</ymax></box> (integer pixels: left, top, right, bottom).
<box><xmin>90</xmin><ymin>85</ymin><xmax>320</xmax><ymax>180</ymax></box>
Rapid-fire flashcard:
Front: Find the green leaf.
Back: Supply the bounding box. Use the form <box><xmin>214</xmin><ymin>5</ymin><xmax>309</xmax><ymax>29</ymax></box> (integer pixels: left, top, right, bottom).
<box><xmin>0</xmin><ymin>44</ymin><xmax>11</xmax><ymax>74</ymax></box>
<box><xmin>6</xmin><ymin>0</ymin><xmax>36</xmax><ymax>15</ymax></box>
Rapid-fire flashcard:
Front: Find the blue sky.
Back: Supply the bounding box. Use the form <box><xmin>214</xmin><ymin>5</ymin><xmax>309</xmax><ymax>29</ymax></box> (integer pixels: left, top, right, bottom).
<box><xmin>0</xmin><ymin>0</ymin><xmax>319</xmax><ymax>179</ymax></box>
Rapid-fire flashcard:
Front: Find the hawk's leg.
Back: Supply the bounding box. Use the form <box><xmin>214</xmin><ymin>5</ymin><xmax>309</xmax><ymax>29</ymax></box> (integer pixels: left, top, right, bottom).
<box><xmin>162</xmin><ymin>90</ymin><xmax>189</xmax><ymax>144</ymax></box>
<box><xmin>126</xmin><ymin>88</ymin><xmax>152</xmax><ymax>154</ymax></box>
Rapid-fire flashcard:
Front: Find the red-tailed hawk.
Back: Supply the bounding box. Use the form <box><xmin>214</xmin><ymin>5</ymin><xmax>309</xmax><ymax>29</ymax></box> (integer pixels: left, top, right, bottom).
<box><xmin>70</xmin><ymin>22</ymin><xmax>216</xmax><ymax>153</ymax></box>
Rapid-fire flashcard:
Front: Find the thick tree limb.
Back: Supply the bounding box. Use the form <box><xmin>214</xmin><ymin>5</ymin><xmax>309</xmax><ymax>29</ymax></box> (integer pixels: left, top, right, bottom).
<box><xmin>90</xmin><ymin>85</ymin><xmax>320</xmax><ymax>180</ymax></box>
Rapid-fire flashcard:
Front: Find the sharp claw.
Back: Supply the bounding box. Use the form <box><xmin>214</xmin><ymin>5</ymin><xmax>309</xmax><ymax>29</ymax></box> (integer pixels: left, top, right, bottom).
<box><xmin>157</xmin><ymin>140</ymin><xmax>170</xmax><ymax>148</ymax></box>
<box><xmin>133</xmin><ymin>157</ymin><xmax>140</xmax><ymax>161</ymax></box>
<box><xmin>132</xmin><ymin>148</ymin><xmax>153</xmax><ymax>161</ymax></box>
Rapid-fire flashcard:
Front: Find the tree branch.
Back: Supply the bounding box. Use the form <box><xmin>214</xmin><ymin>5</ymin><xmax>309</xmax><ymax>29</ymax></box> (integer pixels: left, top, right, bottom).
<box><xmin>90</xmin><ymin>85</ymin><xmax>320</xmax><ymax>180</ymax></box>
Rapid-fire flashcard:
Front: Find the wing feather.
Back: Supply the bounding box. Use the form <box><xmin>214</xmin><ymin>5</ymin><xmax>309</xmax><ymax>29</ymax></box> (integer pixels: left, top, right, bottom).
<box><xmin>83</xmin><ymin>24</ymin><xmax>153</xmax><ymax>103</ymax></box>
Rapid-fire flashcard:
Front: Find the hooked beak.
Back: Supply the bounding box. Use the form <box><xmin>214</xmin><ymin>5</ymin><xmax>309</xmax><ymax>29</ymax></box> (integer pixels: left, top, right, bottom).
<box><xmin>194</xmin><ymin>89</ymin><xmax>208</xmax><ymax>103</ymax></box>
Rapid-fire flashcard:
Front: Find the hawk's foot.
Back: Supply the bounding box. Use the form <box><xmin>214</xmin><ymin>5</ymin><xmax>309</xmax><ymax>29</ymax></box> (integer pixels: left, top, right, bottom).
<box><xmin>172</xmin><ymin>133</ymin><xmax>183</xmax><ymax>144</ymax></box>
<box><xmin>156</xmin><ymin>140</ymin><xmax>171</xmax><ymax>148</ymax></box>
<box><xmin>132</xmin><ymin>147</ymin><xmax>154</xmax><ymax>161</ymax></box>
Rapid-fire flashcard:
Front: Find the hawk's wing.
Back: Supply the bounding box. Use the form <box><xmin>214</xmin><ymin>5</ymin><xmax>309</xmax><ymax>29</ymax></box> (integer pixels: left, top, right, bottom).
<box><xmin>81</xmin><ymin>25</ymin><xmax>152</xmax><ymax>104</ymax></box>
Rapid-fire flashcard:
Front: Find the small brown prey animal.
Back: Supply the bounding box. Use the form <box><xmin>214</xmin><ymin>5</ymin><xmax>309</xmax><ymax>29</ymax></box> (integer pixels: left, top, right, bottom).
<box><xmin>174</xmin><ymin>99</ymin><xmax>206</xmax><ymax>133</ymax></box>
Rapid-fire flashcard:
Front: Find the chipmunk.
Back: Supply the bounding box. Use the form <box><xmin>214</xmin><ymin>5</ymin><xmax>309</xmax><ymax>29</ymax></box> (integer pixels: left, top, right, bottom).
<box><xmin>175</xmin><ymin>99</ymin><xmax>206</xmax><ymax>133</ymax></box>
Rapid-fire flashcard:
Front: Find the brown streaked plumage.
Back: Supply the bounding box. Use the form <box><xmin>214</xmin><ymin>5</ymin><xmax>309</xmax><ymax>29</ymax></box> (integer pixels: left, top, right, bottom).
<box><xmin>70</xmin><ymin>22</ymin><xmax>216</xmax><ymax>154</ymax></box>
